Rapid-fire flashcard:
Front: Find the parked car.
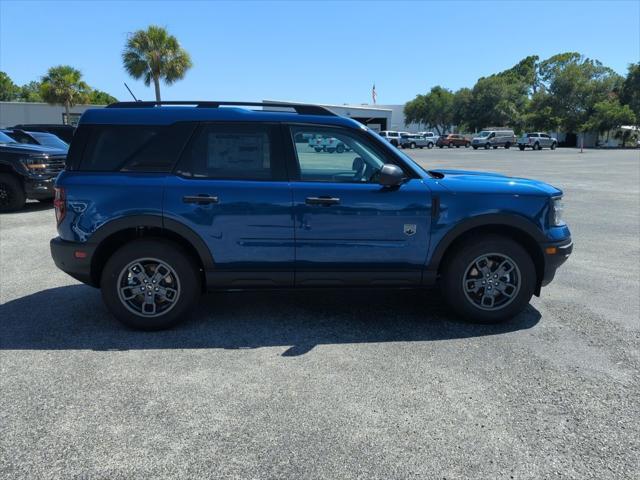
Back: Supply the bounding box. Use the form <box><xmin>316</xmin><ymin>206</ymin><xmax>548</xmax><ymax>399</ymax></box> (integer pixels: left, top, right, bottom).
<box><xmin>0</xmin><ymin>131</ymin><xmax>67</xmax><ymax>211</ymax></box>
<box><xmin>437</xmin><ymin>134</ymin><xmax>470</xmax><ymax>148</ymax></box>
<box><xmin>399</xmin><ymin>133</ymin><xmax>421</xmax><ymax>149</ymax></box>
<box><xmin>378</xmin><ymin>130</ymin><xmax>402</xmax><ymax>147</ymax></box>
<box><xmin>11</xmin><ymin>124</ymin><xmax>75</xmax><ymax>144</ymax></box>
<box><xmin>471</xmin><ymin>130</ymin><xmax>517</xmax><ymax>149</ymax></box>
<box><xmin>518</xmin><ymin>133</ymin><xmax>558</xmax><ymax>151</ymax></box>
<box><xmin>2</xmin><ymin>129</ymin><xmax>69</xmax><ymax>151</ymax></box>
<box><xmin>308</xmin><ymin>134</ymin><xmax>351</xmax><ymax>153</ymax></box>
<box><xmin>50</xmin><ymin>100</ymin><xmax>572</xmax><ymax>330</ymax></box>
<box><xmin>416</xmin><ymin>132</ymin><xmax>439</xmax><ymax>149</ymax></box>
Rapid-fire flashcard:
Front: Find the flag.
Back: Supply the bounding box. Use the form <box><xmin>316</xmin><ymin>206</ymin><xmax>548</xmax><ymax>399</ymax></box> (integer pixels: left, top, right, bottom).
<box><xmin>372</xmin><ymin>83</ymin><xmax>377</xmax><ymax>104</ymax></box>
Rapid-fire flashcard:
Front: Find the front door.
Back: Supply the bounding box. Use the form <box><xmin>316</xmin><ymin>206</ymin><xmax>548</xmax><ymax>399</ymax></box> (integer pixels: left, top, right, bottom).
<box><xmin>164</xmin><ymin>122</ymin><xmax>294</xmax><ymax>287</ymax></box>
<box><xmin>287</xmin><ymin>125</ymin><xmax>431</xmax><ymax>286</ymax></box>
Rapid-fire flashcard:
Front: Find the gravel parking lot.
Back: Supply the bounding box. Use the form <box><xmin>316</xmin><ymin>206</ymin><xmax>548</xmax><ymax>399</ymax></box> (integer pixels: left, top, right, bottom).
<box><xmin>1</xmin><ymin>148</ymin><xmax>638</xmax><ymax>479</ymax></box>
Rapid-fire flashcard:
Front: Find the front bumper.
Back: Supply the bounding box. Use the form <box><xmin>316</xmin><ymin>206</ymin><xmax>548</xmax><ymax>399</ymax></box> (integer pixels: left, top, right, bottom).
<box><xmin>50</xmin><ymin>237</ymin><xmax>97</xmax><ymax>286</ymax></box>
<box><xmin>24</xmin><ymin>175</ymin><xmax>56</xmax><ymax>199</ymax></box>
<box><xmin>540</xmin><ymin>237</ymin><xmax>573</xmax><ymax>287</ymax></box>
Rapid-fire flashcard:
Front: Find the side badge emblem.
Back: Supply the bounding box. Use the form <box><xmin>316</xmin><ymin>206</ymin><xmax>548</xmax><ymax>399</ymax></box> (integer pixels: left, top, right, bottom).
<box><xmin>404</xmin><ymin>224</ymin><xmax>417</xmax><ymax>236</ymax></box>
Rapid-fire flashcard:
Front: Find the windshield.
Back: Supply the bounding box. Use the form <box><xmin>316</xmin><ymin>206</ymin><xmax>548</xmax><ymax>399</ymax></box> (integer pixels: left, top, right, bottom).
<box><xmin>31</xmin><ymin>132</ymin><xmax>69</xmax><ymax>149</ymax></box>
<box><xmin>0</xmin><ymin>132</ymin><xmax>18</xmax><ymax>144</ymax></box>
<box><xmin>477</xmin><ymin>131</ymin><xmax>491</xmax><ymax>137</ymax></box>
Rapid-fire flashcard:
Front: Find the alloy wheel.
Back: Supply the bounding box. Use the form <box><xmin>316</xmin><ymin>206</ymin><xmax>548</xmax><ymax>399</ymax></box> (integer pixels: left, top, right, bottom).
<box><xmin>117</xmin><ymin>257</ymin><xmax>181</xmax><ymax>317</ymax></box>
<box><xmin>462</xmin><ymin>253</ymin><xmax>521</xmax><ymax>311</ymax></box>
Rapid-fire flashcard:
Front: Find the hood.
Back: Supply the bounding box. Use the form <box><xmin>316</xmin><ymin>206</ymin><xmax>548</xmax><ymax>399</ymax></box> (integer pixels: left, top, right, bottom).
<box><xmin>429</xmin><ymin>169</ymin><xmax>562</xmax><ymax>196</ymax></box>
<box><xmin>0</xmin><ymin>143</ymin><xmax>67</xmax><ymax>156</ymax></box>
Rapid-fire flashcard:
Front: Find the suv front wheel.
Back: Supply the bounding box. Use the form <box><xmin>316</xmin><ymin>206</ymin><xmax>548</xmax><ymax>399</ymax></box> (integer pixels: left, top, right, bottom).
<box><xmin>101</xmin><ymin>238</ymin><xmax>201</xmax><ymax>330</ymax></box>
<box><xmin>440</xmin><ymin>235</ymin><xmax>535</xmax><ymax>323</ymax></box>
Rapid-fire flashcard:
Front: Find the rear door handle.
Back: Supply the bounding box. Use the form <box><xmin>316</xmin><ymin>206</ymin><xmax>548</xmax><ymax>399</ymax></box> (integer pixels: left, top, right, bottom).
<box><xmin>305</xmin><ymin>196</ymin><xmax>340</xmax><ymax>206</ymax></box>
<box><xmin>183</xmin><ymin>194</ymin><xmax>219</xmax><ymax>205</ymax></box>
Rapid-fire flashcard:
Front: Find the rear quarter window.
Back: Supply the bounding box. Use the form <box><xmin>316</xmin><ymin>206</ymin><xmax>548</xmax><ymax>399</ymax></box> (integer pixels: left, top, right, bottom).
<box><xmin>78</xmin><ymin>123</ymin><xmax>195</xmax><ymax>172</ymax></box>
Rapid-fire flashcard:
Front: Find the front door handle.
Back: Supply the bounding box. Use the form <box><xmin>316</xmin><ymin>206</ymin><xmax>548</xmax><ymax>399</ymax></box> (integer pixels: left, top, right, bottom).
<box><xmin>183</xmin><ymin>194</ymin><xmax>219</xmax><ymax>205</ymax></box>
<box><xmin>305</xmin><ymin>196</ymin><xmax>340</xmax><ymax>206</ymax></box>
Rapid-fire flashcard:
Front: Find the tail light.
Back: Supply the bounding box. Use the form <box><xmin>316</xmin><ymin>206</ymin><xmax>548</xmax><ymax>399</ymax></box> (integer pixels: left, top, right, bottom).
<box><xmin>54</xmin><ymin>187</ymin><xmax>66</xmax><ymax>225</ymax></box>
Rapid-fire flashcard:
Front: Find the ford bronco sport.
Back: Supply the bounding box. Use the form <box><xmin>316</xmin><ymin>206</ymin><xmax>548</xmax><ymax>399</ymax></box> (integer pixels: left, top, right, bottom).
<box><xmin>50</xmin><ymin>101</ymin><xmax>572</xmax><ymax>330</ymax></box>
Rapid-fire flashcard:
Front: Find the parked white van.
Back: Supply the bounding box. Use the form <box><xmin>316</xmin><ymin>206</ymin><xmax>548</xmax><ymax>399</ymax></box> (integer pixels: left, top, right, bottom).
<box><xmin>471</xmin><ymin>130</ymin><xmax>517</xmax><ymax>149</ymax></box>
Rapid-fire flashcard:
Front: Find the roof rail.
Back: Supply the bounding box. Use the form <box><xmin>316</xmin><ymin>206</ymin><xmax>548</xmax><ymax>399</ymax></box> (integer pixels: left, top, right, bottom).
<box><xmin>105</xmin><ymin>101</ymin><xmax>336</xmax><ymax>116</ymax></box>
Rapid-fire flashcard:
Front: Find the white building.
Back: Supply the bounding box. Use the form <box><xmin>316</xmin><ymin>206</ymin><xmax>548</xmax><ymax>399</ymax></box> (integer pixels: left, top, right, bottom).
<box><xmin>0</xmin><ymin>101</ymin><xmax>106</xmax><ymax>128</ymax></box>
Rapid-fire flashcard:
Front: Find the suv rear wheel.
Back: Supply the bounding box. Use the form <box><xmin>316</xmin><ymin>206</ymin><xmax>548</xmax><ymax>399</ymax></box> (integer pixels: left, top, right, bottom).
<box><xmin>101</xmin><ymin>238</ymin><xmax>201</xmax><ymax>330</ymax></box>
<box><xmin>440</xmin><ymin>235</ymin><xmax>535</xmax><ymax>323</ymax></box>
<box><xmin>0</xmin><ymin>173</ymin><xmax>26</xmax><ymax>212</ymax></box>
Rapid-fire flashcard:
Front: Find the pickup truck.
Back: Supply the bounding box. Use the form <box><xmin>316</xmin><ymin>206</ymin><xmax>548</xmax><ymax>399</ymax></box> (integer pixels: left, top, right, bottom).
<box><xmin>518</xmin><ymin>133</ymin><xmax>558</xmax><ymax>151</ymax></box>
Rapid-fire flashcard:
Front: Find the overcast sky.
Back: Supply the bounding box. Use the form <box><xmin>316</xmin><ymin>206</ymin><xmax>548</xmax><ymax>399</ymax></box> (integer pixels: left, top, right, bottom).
<box><xmin>1</xmin><ymin>0</ymin><xmax>638</xmax><ymax>104</ymax></box>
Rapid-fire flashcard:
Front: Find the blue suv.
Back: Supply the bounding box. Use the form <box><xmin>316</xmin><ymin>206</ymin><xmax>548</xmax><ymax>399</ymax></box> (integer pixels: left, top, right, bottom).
<box><xmin>50</xmin><ymin>101</ymin><xmax>572</xmax><ymax>330</ymax></box>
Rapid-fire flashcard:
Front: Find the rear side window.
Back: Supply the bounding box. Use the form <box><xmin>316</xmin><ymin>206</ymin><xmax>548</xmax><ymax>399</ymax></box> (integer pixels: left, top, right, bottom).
<box><xmin>176</xmin><ymin>124</ymin><xmax>283</xmax><ymax>180</ymax></box>
<box><xmin>79</xmin><ymin>123</ymin><xmax>195</xmax><ymax>172</ymax></box>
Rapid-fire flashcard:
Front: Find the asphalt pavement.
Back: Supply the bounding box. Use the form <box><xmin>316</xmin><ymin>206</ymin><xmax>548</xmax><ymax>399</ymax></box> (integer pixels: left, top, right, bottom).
<box><xmin>1</xmin><ymin>147</ymin><xmax>638</xmax><ymax>479</ymax></box>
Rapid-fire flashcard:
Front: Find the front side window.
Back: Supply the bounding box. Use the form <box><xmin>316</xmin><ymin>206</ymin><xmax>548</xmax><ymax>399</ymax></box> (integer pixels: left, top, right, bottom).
<box><xmin>176</xmin><ymin>124</ymin><xmax>281</xmax><ymax>180</ymax></box>
<box><xmin>290</xmin><ymin>126</ymin><xmax>387</xmax><ymax>183</ymax></box>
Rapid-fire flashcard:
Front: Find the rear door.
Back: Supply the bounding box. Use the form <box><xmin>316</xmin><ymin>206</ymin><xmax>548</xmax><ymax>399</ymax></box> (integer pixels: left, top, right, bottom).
<box><xmin>164</xmin><ymin>122</ymin><xmax>294</xmax><ymax>287</ymax></box>
<box><xmin>286</xmin><ymin>124</ymin><xmax>431</xmax><ymax>286</ymax></box>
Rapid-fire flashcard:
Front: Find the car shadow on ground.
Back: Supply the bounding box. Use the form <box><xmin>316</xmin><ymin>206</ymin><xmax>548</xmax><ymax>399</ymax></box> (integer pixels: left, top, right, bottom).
<box><xmin>0</xmin><ymin>200</ymin><xmax>52</xmax><ymax>215</ymax></box>
<box><xmin>0</xmin><ymin>285</ymin><xmax>541</xmax><ymax>356</ymax></box>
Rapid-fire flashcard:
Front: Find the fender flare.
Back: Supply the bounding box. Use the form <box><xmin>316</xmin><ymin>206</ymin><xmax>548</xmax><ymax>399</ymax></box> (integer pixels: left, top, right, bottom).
<box><xmin>89</xmin><ymin>214</ymin><xmax>214</xmax><ymax>270</ymax></box>
<box><xmin>427</xmin><ymin>213</ymin><xmax>546</xmax><ymax>271</ymax></box>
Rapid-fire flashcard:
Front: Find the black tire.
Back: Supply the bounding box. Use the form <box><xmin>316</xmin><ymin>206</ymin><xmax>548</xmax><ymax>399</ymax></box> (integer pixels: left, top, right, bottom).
<box><xmin>519</xmin><ymin>145</ymin><xmax>525</xmax><ymax>151</ymax></box>
<box><xmin>0</xmin><ymin>173</ymin><xmax>26</xmax><ymax>213</ymax></box>
<box><xmin>484</xmin><ymin>143</ymin><xmax>491</xmax><ymax>149</ymax></box>
<box><xmin>428</xmin><ymin>142</ymin><xmax>434</xmax><ymax>149</ymax></box>
<box><xmin>440</xmin><ymin>235</ymin><xmax>536</xmax><ymax>324</ymax></box>
<box><xmin>550</xmin><ymin>142</ymin><xmax>557</xmax><ymax>150</ymax></box>
<box><xmin>336</xmin><ymin>144</ymin><xmax>345</xmax><ymax>153</ymax></box>
<box><xmin>314</xmin><ymin>147</ymin><xmax>322</xmax><ymax>153</ymax></box>
<box><xmin>455</xmin><ymin>144</ymin><xmax>460</xmax><ymax>148</ymax></box>
<box><xmin>326</xmin><ymin>147</ymin><xmax>336</xmax><ymax>153</ymax></box>
<box><xmin>100</xmin><ymin>238</ymin><xmax>201</xmax><ymax>330</ymax></box>
<box><xmin>439</xmin><ymin>145</ymin><xmax>444</xmax><ymax>149</ymax></box>
<box><xmin>533</xmin><ymin>142</ymin><xmax>540</xmax><ymax>151</ymax></box>
<box><xmin>472</xmin><ymin>146</ymin><xmax>478</xmax><ymax>150</ymax></box>
<box><xmin>37</xmin><ymin>197</ymin><xmax>54</xmax><ymax>203</ymax></box>
<box><xmin>465</xmin><ymin>142</ymin><xmax>470</xmax><ymax>148</ymax></box>
<box><xmin>447</xmin><ymin>143</ymin><xmax>453</xmax><ymax>148</ymax></box>
<box><xmin>493</xmin><ymin>146</ymin><xmax>498</xmax><ymax>149</ymax></box>
<box><xmin>410</xmin><ymin>142</ymin><xmax>416</xmax><ymax>149</ymax></box>
<box><xmin>505</xmin><ymin>142</ymin><xmax>511</xmax><ymax>149</ymax></box>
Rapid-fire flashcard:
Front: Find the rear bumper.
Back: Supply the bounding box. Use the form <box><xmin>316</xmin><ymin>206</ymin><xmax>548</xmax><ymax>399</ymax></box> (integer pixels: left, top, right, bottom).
<box><xmin>50</xmin><ymin>237</ymin><xmax>97</xmax><ymax>286</ymax></box>
<box><xmin>540</xmin><ymin>237</ymin><xmax>573</xmax><ymax>287</ymax></box>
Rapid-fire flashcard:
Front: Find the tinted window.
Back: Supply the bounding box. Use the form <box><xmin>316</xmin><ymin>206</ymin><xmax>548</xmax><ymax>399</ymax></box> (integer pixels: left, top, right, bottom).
<box><xmin>176</xmin><ymin>124</ymin><xmax>279</xmax><ymax>180</ymax></box>
<box><xmin>30</xmin><ymin>132</ymin><xmax>69</xmax><ymax>149</ymax></box>
<box><xmin>81</xmin><ymin>126</ymin><xmax>160</xmax><ymax>171</ymax></box>
<box><xmin>290</xmin><ymin>126</ymin><xmax>387</xmax><ymax>183</ymax></box>
<box><xmin>541</xmin><ymin>134</ymin><xmax>550</xmax><ymax>138</ymax></box>
<box><xmin>80</xmin><ymin>124</ymin><xmax>194</xmax><ymax>172</ymax></box>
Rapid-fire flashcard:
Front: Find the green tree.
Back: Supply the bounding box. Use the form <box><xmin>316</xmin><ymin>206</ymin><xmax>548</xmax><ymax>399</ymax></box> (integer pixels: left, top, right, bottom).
<box><xmin>122</xmin><ymin>25</ymin><xmax>192</xmax><ymax>102</ymax></box>
<box><xmin>620</xmin><ymin>63</ymin><xmax>640</xmax><ymax>124</ymax></box>
<box><xmin>0</xmin><ymin>71</ymin><xmax>20</xmax><ymax>101</ymax></box>
<box><xmin>583</xmin><ymin>99</ymin><xmax>636</xmax><ymax>134</ymax></box>
<box><xmin>40</xmin><ymin>66</ymin><xmax>91</xmax><ymax>124</ymax></box>
<box><xmin>404</xmin><ymin>86</ymin><xmax>454</xmax><ymax>135</ymax></box>
<box><xmin>452</xmin><ymin>88</ymin><xmax>472</xmax><ymax>131</ymax></box>
<box><xmin>19</xmin><ymin>81</ymin><xmax>42</xmax><ymax>102</ymax></box>
<box><xmin>89</xmin><ymin>89</ymin><xmax>118</xmax><ymax>105</ymax></box>
<box><xmin>531</xmin><ymin>53</ymin><xmax>623</xmax><ymax>133</ymax></box>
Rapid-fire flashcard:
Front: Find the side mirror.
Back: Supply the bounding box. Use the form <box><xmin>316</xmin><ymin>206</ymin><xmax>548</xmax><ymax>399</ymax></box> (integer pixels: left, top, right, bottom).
<box><xmin>378</xmin><ymin>164</ymin><xmax>405</xmax><ymax>187</ymax></box>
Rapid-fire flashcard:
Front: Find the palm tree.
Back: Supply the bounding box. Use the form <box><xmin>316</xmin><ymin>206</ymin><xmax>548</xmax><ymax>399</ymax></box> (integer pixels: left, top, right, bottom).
<box><xmin>122</xmin><ymin>25</ymin><xmax>192</xmax><ymax>102</ymax></box>
<box><xmin>40</xmin><ymin>66</ymin><xmax>90</xmax><ymax>124</ymax></box>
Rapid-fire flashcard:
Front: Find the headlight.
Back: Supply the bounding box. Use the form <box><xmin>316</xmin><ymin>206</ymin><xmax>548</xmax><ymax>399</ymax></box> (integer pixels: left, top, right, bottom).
<box><xmin>20</xmin><ymin>156</ymin><xmax>49</xmax><ymax>171</ymax></box>
<box><xmin>550</xmin><ymin>196</ymin><xmax>564</xmax><ymax>226</ymax></box>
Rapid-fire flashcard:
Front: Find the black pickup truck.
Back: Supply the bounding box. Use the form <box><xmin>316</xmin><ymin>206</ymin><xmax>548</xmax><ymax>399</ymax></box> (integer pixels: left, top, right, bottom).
<box><xmin>0</xmin><ymin>131</ymin><xmax>66</xmax><ymax>212</ymax></box>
